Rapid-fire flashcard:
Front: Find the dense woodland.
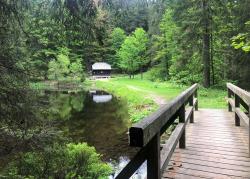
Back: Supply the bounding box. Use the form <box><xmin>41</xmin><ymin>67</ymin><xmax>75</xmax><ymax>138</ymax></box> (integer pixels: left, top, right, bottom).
<box><xmin>1</xmin><ymin>0</ymin><xmax>250</xmax><ymax>178</ymax></box>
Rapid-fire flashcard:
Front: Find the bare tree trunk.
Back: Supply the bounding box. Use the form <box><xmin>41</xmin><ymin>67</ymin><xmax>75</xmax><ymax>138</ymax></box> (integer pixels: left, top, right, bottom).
<box><xmin>202</xmin><ymin>0</ymin><xmax>211</xmax><ymax>88</ymax></box>
<box><xmin>211</xmin><ymin>30</ymin><xmax>215</xmax><ymax>85</ymax></box>
<box><xmin>140</xmin><ymin>66</ymin><xmax>143</xmax><ymax>80</ymax></box>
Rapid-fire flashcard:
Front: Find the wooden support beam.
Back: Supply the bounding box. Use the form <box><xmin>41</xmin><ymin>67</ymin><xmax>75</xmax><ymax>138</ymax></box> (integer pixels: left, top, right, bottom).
<box><xmin>249</xmin><ymin>106</ymin><xmax>250</xmax><ymax>157</ymax></box>
<box><xmin>235</xmin><ymin>95</ymin><xmax>240</xmax><ymax>126</ymax></box>
<box><xmin>189</xmin><ymin>95</ymin><xmax>194</xmax><ymax>123</ymax></box>
<box><xmin>194</xmin><ymin>90</ymin><xmax>198</xmax><ymax>111</ymax></box>
<box><xmin>228</xmin><ymin>89</ymin><xmax>232</xmax><ymax>112</ymax></box>
<box><xmin>228</xmin><ymin>98</ymin><xmax>235</xmax><ymax>110</ymax></box>
<box><xmin>179</xmin><ymin>105</ymin><xmax>186</xmax><ymax>149</ymax></box>
<box><xmin>147</xmin><ymin>133</ymin><xmax>161</xmax><ymax>179</ymax></box>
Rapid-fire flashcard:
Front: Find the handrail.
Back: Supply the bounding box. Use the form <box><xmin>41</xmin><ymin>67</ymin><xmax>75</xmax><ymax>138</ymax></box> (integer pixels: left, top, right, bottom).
<box><xmin>227</xmin><ymin>83</ymin><xmax>250</xmax><ymax>156</ymax></box>
<box><xmin>116</xmin><ymin>84</ymin><xmax>198</xmax><ymax>179</ymax></box>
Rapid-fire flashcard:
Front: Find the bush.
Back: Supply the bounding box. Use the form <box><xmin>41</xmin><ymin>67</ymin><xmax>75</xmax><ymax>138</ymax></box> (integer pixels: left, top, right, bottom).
<box><xmin>48</xmin><ymin>47</ymin><xmax>84</xmax><ymax>82</ymax></box>
<box><xmin>145</xmin><ymin>66</ymin><xmax>167</xmax><ymax>82</ymax></box>
<box><xmin>170</xmin><ymin>70</ymin><xmax>202</xmax><ymax>85</ymax></box>
<box><xmin>5</xmin><ymin>143</ymin><xmax>112</xmax><ymax>179</ymax></box>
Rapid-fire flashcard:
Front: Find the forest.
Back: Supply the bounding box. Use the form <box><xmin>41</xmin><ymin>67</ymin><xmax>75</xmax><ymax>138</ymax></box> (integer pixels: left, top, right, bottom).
<box><xmin>0</xmin><ymin>0</ymin><xmax>250</xmax><ymax>178</ymax></box>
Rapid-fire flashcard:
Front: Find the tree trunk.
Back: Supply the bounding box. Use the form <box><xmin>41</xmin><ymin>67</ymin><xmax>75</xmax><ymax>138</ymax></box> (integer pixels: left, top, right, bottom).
<box><xmin>202</xmin><ymin>0</ymin><xmax>211</xmax><ymax>88</ymax></box>
<box><xmin>140</xmin><ymin>66</ymin><xmax>143</xmax><ymax>80</ymax></box>
<box><xmin>211</xmin><ymin>30</ymin><xmax>215</xmax><ymax>85</ymax></box>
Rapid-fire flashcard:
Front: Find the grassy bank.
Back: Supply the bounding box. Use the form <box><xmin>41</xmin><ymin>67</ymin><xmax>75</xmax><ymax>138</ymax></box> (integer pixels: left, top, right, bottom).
<box><xmin>94</xmin><ymin>76</ymin><xmax>227</xmax><ymax>122</ymax></box>
<box><xmin>94</xmin><ymin>79</ymin><xmax>158</xmax><ymax>123</ymax></box>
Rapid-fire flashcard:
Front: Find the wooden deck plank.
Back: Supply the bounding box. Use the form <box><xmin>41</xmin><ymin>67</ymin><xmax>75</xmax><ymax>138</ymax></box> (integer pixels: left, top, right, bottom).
<box><xmin>185</xmin><ymin>144</ymin><xmax>249</xmax><ymax>154</ymax></box>
<box><xmin>163</xmin><ymin>109</ymin><xmax>250</xmax><ymax>178</ymax></box>
<box><xmin>171</xmin><ymin>153</ymin><xmax>250</xmax><ymax>167</ymax></box>
<box><xmin>186</xmin><ymin>141</ymin><xmax>249</xmax><ymax>150</ymax></box>
<box><xmin>167</xmin><ymin>162</ymin><xmax>250</xmax><ymax>178</ymax></box>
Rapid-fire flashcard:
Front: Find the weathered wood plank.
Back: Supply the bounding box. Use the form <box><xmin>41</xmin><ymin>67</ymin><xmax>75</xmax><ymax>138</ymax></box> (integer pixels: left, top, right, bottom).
<box><xmin>228</xmin><ymin>98</ymin><xmax>235</xmax><ymax>110</ymax></box>
<box><xmin>227</xmin><ymin>83</ymin><xmax>250</xmax><ymax>106</ymax></box>
<box><xmin>235</xmin><ymin>107</ymin><xmax>249</xmax><ymax>126</ymax></box>
<box><xmin>162</xmin><ymin>171</ymin><xmax>208</xmax><ymax>179</ymax></box>
<box><xmin>147</xmin><ymin>133</ymin><xmax>161</xmax><ymax>179</ymax></box>
<box><xmin>167</xmin><ymin>162</ymin><xmax>250</xmax><ymax>178</ymax></box>
<box><xmin>186</xmin><ymin>140</ymin><xmax>249</xmax><ymax>151</ymax></box>
<box><xmin>164</xmin><ymin>167</ymin><xmax>242</xmax><ymax>179</ymax></box>
<box><xmin>170</xmin><ymin>158</ymin><xmax>250</xmax><ymax>172</ymax></box>
<box><xmin>163</xmin><ymin>109</ymin><xmax>250</xmax><ymax>179</ymax></box>
<box><xmin>185</xmin><ymin>144</ymin><xmax>249</xmax><ymax>154</ymax></box>
<box><xmin>185</xmin><ymin>136</ymin><xmax>248</xmax><ymax>145</ymax></box>
<box><xmin>172</xmin><ymin>152</ymin><xmax>250</xmax><ymax>167</ymax></box>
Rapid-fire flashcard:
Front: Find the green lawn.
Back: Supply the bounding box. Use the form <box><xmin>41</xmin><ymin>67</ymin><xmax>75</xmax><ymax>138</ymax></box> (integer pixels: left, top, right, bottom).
<box><xmin>94</xmin><ymin>78</ymin><xmax>158</xmax><ymax>123</ymax></box>
<box><xmin>94</xmin><ymin>75</ymin><xmax>227</xmax><ymax>109</ymax></box>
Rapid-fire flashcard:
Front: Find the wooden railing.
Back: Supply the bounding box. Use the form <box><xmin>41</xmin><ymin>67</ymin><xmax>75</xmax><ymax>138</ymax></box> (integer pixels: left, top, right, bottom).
<box><xmin>116</xmin><ymin>84</ymin><xmax>198</xmax><ymax>179</ymax></box>
<box><xmin>227</xmin><ymin>83</ymin><xmax>250</xmax><ymax>155</ymax></box>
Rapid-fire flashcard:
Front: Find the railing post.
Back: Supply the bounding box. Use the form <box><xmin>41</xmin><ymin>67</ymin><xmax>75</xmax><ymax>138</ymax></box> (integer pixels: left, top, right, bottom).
<box><xmin>147</xmin><ymin>133</ymin><xmax>160</xmax><ymax>179</ymax></box>
<box><xmin>189</xmin><ymin>95</ymin><xmax>194</xmax><ymax>123</ymax></box>
<box><xmin>179</xmin><ymin>105</ymin><xmax>186</xmax><ymax>149</ymax></box>
<box><xmin>248</xmin><ymin>105</ymin><xmax>250</xmax><ymax>157</ymax></box>
<box><xmin>235</xmin><ymin>94</ymin><xmax>240</xmax><ymax>126</ymax></box>
<box><xmin>194</xmin><ymin>89</ymin><xmax>198</xmax><ymax>111</ymax></box>
<box><xmin>228</xmin><ymin>88</ymin><xmax>232</xmax><ymax>112</ymax></box>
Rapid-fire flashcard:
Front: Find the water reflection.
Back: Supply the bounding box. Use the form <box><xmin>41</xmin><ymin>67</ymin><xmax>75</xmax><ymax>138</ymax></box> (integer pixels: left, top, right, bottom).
<box><xmin>110</xmin><ymin>157</ymin><xmax>147</xmax><ymax>179</ymax></box>
<box><xmin>90</xmin><ymin>90</ymin><xmax>113</xmax><ymax>103</ymax></box>
<box><xmin>20</xmin><ymin>90</ymin><xmax>146</xmax><ymax>178</ymax></box>
<box><xmin>44</xmin><ymin>90</ymin><xmax>86</xmax><ymax>120</ymax></box>
<box><xmin>54</xmin><ymin>91</ymin><xmax>135</xmax><ymax>160</ymax></box>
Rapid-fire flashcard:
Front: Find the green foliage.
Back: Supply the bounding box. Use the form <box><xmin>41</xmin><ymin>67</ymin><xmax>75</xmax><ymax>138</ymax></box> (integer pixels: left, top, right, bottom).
<box><xmin>232</xmin><ymin>21</ymin><xmax>250</xmax><ymax>53</ymax></box>
<box><xmin>70</xmin><ymin>59</ymin><xmax>84</xmax><ymax>81</ymax></box>
<box><xmin>110</xmin><ymin>28</ymin><xmax>126</xmax><ymax>52</ymax></box>
<box><xmin>47</xmin><ymin>92</ymin><xmax>86</xmax><ymax>121</ymax></box>
<box><xmin>117</xmin><ymin>28</ymin><xmax>149</xmax><ymax>76</ymax></box>
<box><xmin>145</xmin><ymin>66</ymin><xmax>167</xmax><ymax>82</ymax></box>
<box><xmin>170</xmin><ymin>52</ymin><xmax>202</xmax><ymax>85</ymax></box>
<box><xmin>48</xmin><ymin>47</ymin><xmax>84</xmax><ymax>82</ymax></box>
<box><xmin>5</xmin><ymin>143</ymin><xmax>112</xmax><ymax>179</ymax></box>
<box><xmin>118</xmin><ymin>35</ymin><xmax>139</xmax><ymax>74</ymax></box>
<box><xmin>105</xmin><ymin>28</ymin><xmax>127</xmax><ymax>68</ymax></box>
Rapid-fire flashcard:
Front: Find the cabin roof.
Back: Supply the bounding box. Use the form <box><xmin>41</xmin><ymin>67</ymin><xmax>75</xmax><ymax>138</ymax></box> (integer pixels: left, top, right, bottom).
<box><xmin>92</xmin><ymin>62</ymin><xmax>111</xmax><ymax>70</ymax></box>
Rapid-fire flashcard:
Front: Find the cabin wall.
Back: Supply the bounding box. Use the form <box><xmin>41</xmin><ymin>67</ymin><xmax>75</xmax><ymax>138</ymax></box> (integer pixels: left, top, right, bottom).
<box><xmin>92</xmin><ymin>70</ymin><xmax>111</xmax><ymax>76</ymax></box>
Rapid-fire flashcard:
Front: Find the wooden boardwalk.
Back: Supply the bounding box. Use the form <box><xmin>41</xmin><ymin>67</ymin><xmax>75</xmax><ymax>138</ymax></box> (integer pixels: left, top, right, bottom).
<box><xmin>163</xmin><ymin>109</ymin><xmax>250</xmax><ymax>179</ymax></box>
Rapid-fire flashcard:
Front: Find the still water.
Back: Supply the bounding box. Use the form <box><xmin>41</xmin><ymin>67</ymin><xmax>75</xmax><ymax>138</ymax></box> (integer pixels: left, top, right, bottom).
<box><xmin>43</xmin><ymin>90</ymin><xmax>146</xmax><ymax>178</ymax></box>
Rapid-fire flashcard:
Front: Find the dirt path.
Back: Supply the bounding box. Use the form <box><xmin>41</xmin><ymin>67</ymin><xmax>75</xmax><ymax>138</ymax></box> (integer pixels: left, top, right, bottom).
<box><xmin>126</xmin><ymin>85</ymin><xmax>167</xmax><ymax>106</ymax></box>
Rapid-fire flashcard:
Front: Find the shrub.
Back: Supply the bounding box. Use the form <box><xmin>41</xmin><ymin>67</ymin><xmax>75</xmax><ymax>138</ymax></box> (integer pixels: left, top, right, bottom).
<box><xmin>5</xmin><ymin>143</ymin><xmax>112</xmax><ymax>179</ymax></box>
<box><xmin>145</xmin><ymin>66</ymin><xmax>167</xmax><ymax>82</ymax></box>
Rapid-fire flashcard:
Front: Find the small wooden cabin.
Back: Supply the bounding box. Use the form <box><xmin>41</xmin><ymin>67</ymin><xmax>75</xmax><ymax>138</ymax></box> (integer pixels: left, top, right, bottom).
<box><xmin>92</xmin><ymin>62</ymin><xmax>111</xmax><ymax>78</ymax></box>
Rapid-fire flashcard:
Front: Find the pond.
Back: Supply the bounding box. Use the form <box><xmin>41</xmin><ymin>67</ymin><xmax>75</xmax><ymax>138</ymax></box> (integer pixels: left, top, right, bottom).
<box><xmin>41</xmin><ymin>90</ymin><xmax>146</xmax><ymax>178</ymax></box>
<box><xmin>0</xmin><ymin>89</ymin><xmax>146</xmax><ymax>177</ymax></box>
